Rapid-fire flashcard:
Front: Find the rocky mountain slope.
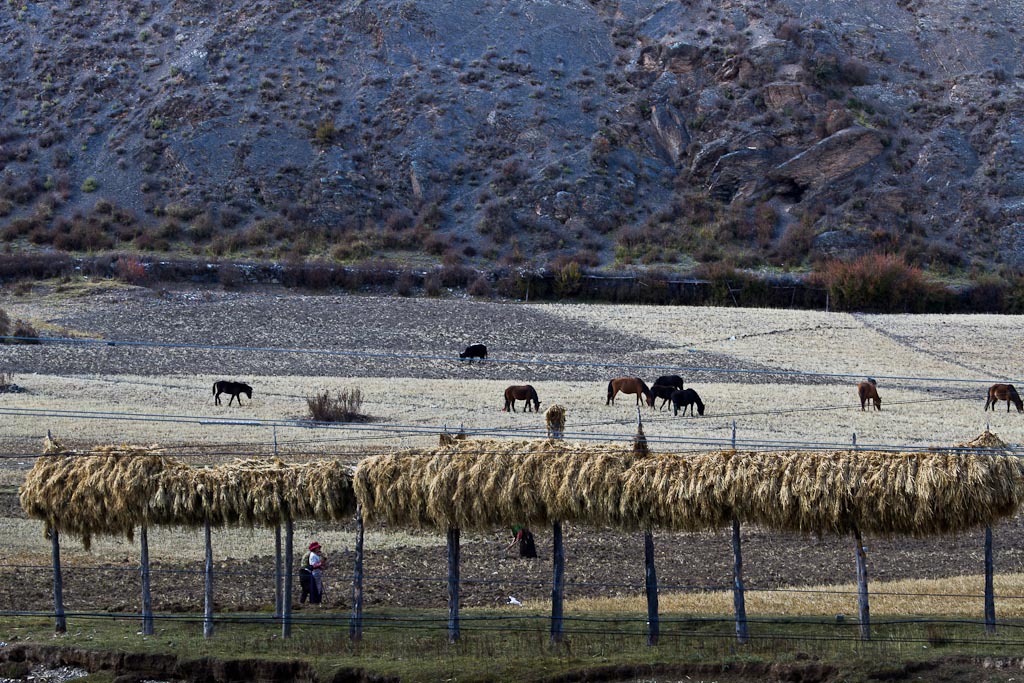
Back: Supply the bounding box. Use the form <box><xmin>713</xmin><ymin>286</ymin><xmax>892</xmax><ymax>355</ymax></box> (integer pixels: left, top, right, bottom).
<box><xmin>1</xmin><ymin>0</ymin><xmax>1022</xmax><ymax>274</ymax></box>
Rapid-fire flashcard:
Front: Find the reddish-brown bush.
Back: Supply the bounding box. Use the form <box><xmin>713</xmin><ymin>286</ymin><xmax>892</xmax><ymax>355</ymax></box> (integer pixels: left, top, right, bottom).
<box><xmin>808</xmin><ymin>254</ymin><xmax>950</xmax><ymax>312</ymax></box>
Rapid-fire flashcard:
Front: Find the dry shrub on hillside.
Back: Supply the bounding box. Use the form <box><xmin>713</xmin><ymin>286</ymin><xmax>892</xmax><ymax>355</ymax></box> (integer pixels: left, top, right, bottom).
<box><xmin>307</xmin><ymin>388</ymin><xmax>365</xmax><ymax>422</ymax></box>
<box><xmin>809</xmin><ymin>254</ymin><xmax>950</xmax><ymax>312</ymax></box>
<box><xmin>10</xmin><ymin>319</ymin><xmax>39</xmax><ymax>343</ymax></box>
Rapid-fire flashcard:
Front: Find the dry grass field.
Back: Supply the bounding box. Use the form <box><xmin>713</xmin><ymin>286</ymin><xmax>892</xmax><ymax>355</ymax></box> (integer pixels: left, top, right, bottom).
<box><xmin>1</xmin><ymin>280</ymin><xmax>1023</xmax><ymax>618</ymax></box>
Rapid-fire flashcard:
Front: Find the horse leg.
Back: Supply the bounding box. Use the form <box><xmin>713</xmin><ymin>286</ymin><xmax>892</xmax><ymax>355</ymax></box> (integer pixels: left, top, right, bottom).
<box><xmin>215</xmin><ymin>392</ymin><xmax>221</xmax><ymax>406</ymax></box>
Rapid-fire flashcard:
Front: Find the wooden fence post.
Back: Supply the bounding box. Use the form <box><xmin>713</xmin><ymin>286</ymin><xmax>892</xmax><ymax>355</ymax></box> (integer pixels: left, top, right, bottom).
<box><xmin>282</xmin><ymin>518</ymin><xmax>293</xmax><ymax>638</ymax></box>
<box><xmin>732</xmin><ymin>518</ymin><xmax>749</xmax><ymax>644</ymax></box>
<box><xmin>633</xmin><ymin>413</ymin><xmax>658</xmax><ymax>647</ymax></box>
<box><xmin>985</xmin><ymin>526</ymin><xmax>996</xmax><ymax>634</ymax></box>
<box><xmin>551</xmin><ymin>521</ymin><xmax>565</xmax><ymax>645</ymax></box>
<box><xmin>644</xmin><ymin>530</ymin><xmax>659</xmax><ymax>646</ymax></box>
<box><xmin>140</xmin><ymin>524</ymin><xmax>154</xmax><ymax>636</ymax></box>
<box><xmin>550</xmin><ymin>408</ymin><xmax>567</xmax><ymax>646</ymax></box>
<box><xmin>350</xmin><ymin>505</ymin><xmax>364</xmax><ymax>642</ymax></box>
<box><xmin>447</xmin><ymin>527</ymin><xmax>461</xmax><ymax>643</ymax></box>
<box><xmin>853</xmin><ymin>526</ymin><xmax>870</xmax><ymax>641</ymax></box>
<box><xmin>204</xmin><ymin>520</ymin><xmax>214</xmax><ymax>638</ymax></box>
<box><xmin>274</xmin><ymin>524</ymin><xmax>283</xmax><ymax>619</ymax></box>
<box><xmin>50</xmin><ymin>527</ymin><xmax>66</xmax><ymax>634</ymax></box>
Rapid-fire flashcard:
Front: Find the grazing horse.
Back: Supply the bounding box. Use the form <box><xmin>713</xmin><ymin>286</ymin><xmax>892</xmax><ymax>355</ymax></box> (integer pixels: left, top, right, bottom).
<box><xmin>213</xmin><ymin>380</ymin><xmax>252</xmax><ymax>406</ymax></box>
<box><xmin>670</xmin><ymin>388</ymin><xmax>705</xmax><ymax>416</ymax></box>
<box><xmin>504</xmin><ymin>385</ymin><xmax>541</xmax><ymax>412</ymax></box>
<box><xmin>459</xmin><ymin>343</ymin><xmax>487</xmax><ymax>361</ymax></box>
<box><xmin>650</xmin><ymin>383</ymin><xmax>677</xmax><ymax>410</ymax></box>
<box><xmin>653</xmin><ymin>375</ymin><xmax>685</xmax><ymax>391</ymax></box>
<box><xmin>857</xmin><ymin>380</ymin><xmax>881</xmax><ymax>411</ymax></box>
<box><xmin>985</xmin><ymin>383</ymin><xmax>1023</xmax><ymax>413</ymax></box>
<box><xmin>606</xmin><ymin>377</ymin><xmax>654</xmax><ymax>407</ymax></box>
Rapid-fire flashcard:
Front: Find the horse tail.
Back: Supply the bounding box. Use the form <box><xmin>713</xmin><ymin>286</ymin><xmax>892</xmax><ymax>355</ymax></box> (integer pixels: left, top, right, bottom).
<box><xmin>212</xmin><ymin>381</ymin><xmax>218</xmax><ymax>396</ymax></box>
<box><xmin>607</xmin><ymin>380</ymin><xmax>614</xmax><ymax>400</ymax></box>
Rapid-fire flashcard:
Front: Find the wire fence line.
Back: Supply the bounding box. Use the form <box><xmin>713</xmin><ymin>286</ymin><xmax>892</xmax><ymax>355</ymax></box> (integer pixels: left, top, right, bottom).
<box><xmin>1</xmin><ymin>563</ymin><xmax>1022</xmax><ymax>601</ymax></box>
<box><xmin>0</xmin><ymin>609</ymin><xmax>1022</xmax><ymax>649</ymax></box>
<box><xmin>2</xmin><ymin>334</ymin><xmax>1021</xmax><ymax>386</ymax></box>
<box><xmin>1</xmin><ymin>405</ymin><xmax>1018</xmax><ymax>457</ymax></box>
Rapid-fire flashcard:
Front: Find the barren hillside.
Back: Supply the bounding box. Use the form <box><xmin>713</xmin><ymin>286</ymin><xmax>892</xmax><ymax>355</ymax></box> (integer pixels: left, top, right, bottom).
<box><xmin>1</xmin><ymin>0</ymin><xmax>1022</xmax><ymax>273</ymax></box>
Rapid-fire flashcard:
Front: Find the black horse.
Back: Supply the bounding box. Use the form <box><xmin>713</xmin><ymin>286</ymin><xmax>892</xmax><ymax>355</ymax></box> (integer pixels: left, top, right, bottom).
<box><xmin>671</xmin><ymin>388</ymin><xmax>705</xmax><ymax>416</ymax></box>
<box><xmin>459</xmin><ymin>343</ymin><xmax>487</xmax><ymax>361</ymax></box>
<box><xmin>214</xmin><ymin>380</ymin><xmax>252</xmax><ymax>406</ymax></box>
<box><xmin>650</xmin><ymin>384</ymin><xmax>677</xmax><ymax>410</ymax></box>
<box><xmin>653</xmin><ymin>375</ymin><xmax>685</xmax><ymax>391</ymax></box>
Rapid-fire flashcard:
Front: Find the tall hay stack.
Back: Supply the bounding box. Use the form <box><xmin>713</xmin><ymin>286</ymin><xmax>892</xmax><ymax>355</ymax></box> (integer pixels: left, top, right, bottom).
<box><xmin>26</xmin><ymin>436</ymin><xmax>1021</xmax><ymax>540</ymax></box>
<box><xmin>620</xmin><ymin>449</ymin><xmax>1024</xmax><ymax>536</ymax></box>
<box><xmin>151</xmin><ymin>458</ymin><xmax>357</xmax><ymax>528</ymax></box>
<box><xmin>355</xmin><ymin>436</ymin><xmax>1024</xmax><ymax>537</ymax></box>
<box><xmin>21</xmin><ymin>441</ymin><xmax>358</xmax><ymax>542</ymax></box>
<box><xmin>545</xmin><ymin>404</ymin><xmax>566</xmax><ymax>438</ymax></box>
<box><xmin>353</xmin><ymin>439</ymin><xmax>637</xmax><ymax>531</ymax></box>
<box><xmin>19</xmin><ymin>440</ymin><xmax>184</xmax><ymax>549</ymax></box>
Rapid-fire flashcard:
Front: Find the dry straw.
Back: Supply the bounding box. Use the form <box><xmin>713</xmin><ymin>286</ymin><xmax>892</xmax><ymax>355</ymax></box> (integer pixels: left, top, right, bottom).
<box><xmin>151</xmin><ymin>458</ymin><xmax>357</xmax><ymax>528</ymax></box>
<box><xmin>353</xmin><ymin>439</ymin><xmax>636</xmax><ymax>530</ymax></box>
<box><xmin>354</xmin><ymin>433</ymin><xmax>1024</xmax><ymax>536</ymax></box>
<box><xmin>19</xmin><ymin>439</ymin><xmax>182</xmax><ymax>549</ymax></box>
<box><xmin>545</xmin><ymin>404</ymin><xmax>566</xmax><ymax>438</ymax></box>
<box><xmin>619</xmin><ymin>448</ymin><xmax>1023</xmax><ymax>535</ymax></box>
<box><xmin>25</xmin><ymin>434</ymin><xmax>1021</xmax><ymax>542</ymax></box>
<box><xmin>21</xmin><ymin>439</ymin><xmax>357</xmax><ymax>547</ymax></box>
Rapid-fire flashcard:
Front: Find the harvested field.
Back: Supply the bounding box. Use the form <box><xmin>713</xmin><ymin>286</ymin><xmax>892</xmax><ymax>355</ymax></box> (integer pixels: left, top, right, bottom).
<box><xmin>0</xmin><ymin>282</ymin><xmax>1023</xmax><ymax>617</ymax></box>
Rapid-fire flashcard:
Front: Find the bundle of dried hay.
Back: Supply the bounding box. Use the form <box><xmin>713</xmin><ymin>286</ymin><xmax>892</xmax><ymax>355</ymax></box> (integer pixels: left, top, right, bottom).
<box><xmin>956</xmin><ymin>430</ymin><xmax>1011</xmax><ymax>451</ymax></box>
<box><xmin>353</xmin><ymin>439</ymin><xmax>636</xmax><ymax>530</ymax></box>
<box><xmin>438</xmin><ymin>428</ymin><xmax>468</xmax><ymax>447</ymax></box>
<box><xmin>632</xmin><ymin>420</ymin><xmax>649</xmax><ymax>458</ymax></box>
<box><xmin>545</xmin><ymin>404</ymin><xmax>566</xmax><ymax>438</ymax></box>
<box><xmin>151</xmin><ymin>458</ymin><xmax>356</xmax><ymax>527</ymax></box>
<box><xmin>19</xmin><ymin>439</ymin><xmax>184</xmax><ymax>549</ymax></box>
<box><xmin>619</xmin><ymin>452</ymin><xmax>734</xmax><ymax>532</ymax></box>
<box><xmin>620</xmin><ymin>448</ymin><xmax>1024</xmax><ymax>536</ymax></box>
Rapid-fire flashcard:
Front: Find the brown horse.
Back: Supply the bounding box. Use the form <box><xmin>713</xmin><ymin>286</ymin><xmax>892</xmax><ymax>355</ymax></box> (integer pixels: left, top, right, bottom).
<box><xmin>503</xmin><ymin>385</ymin><xmax>540</xmax><ymax>412</ymax></box>
<box><xmin>606</xmin><ymin>377</ymin><xmax>654</xmax><ymax>407</ymax></box>
<box><xmin>985</xmin><ymin>383</ymin><xmax>1023</xmax><ymax>413</ymax></box>
<box><xmin>857</xmin><ymin>380</ymin><xmax>881</xmax><ymax>411</ymax></box>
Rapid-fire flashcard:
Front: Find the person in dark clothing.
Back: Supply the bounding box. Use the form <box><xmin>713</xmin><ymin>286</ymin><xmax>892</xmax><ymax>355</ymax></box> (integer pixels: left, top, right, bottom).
<box><xmin>299</xmin><ymin>541</ymin><xmax>324</xmax><ymax>604</ymax></box>
<box><xmin>505</xmin><ymin>525</ymin><xmax>538</xmax><ymax>558</ymax></box>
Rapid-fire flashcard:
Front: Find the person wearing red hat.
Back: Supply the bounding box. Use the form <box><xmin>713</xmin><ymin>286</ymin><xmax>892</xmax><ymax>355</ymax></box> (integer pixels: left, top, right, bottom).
<box><xmin>300</xmin><ymin>541</ymin><xmax>325</xmax><ymax>604</ymax></box>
